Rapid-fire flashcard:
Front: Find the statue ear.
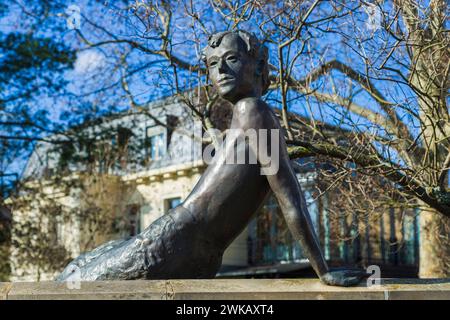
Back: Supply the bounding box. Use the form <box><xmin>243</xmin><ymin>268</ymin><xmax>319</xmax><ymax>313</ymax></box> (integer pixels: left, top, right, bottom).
<box><xmin>254</xmin><ymin>46</ymin><xmax>268</xmax><ymax>77</ymax></box>
<box><xmin>255</xmin><ymin>59</ymin><xmax>264</xmax><ymax>76</ymax></box>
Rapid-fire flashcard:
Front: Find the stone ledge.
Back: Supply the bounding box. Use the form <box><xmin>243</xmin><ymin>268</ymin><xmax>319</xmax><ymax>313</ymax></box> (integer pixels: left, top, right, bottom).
<box><xmin>1</xmin><ymin>279</ymin><xmax>449</xmax><ymax>300</ymax></box>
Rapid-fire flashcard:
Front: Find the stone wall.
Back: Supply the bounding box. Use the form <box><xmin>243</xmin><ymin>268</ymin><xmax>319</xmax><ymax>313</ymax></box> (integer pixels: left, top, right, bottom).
<box><xmin>1</xmin><ymin>279</ymin><xmax>449</xmax><ymax>300</ymax></box>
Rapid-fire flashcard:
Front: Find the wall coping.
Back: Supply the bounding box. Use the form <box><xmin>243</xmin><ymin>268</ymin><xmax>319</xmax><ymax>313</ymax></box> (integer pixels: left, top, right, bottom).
<box><xmin>1</xmin><ymin>278</ymin><xmax>450</xmax><ymax>300</ymax></box>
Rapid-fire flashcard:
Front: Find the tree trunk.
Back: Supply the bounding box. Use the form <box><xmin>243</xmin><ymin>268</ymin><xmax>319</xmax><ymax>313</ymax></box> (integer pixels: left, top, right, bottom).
<box><xmin>404</xmin><ymin>0</ymin><xmax>450</xmax><ymax>278</ymax></box>
<box><xmin>419</xmin><ymin>206</ymin><xmax>450</xmax><ymax>278</ymax></box>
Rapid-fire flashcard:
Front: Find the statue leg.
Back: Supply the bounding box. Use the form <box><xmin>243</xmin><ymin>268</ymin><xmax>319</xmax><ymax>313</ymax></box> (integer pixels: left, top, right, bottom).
<box><xmin>56</xmin><ymin>205</ymin><xmax>223</xmax><ymax>281</ymax></box>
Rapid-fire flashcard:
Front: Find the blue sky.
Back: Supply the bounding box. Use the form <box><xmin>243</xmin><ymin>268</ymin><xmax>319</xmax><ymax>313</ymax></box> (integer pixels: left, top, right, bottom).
<box><xmin>0</xmin><ymin>0</ymin><xmax>425</xmax><ymax>181</ymax></box>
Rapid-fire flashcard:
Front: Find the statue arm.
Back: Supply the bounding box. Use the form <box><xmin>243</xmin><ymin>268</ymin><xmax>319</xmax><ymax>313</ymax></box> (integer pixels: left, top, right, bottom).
<box><xmin>234</xmin><ymin>98</ymin><xmax>329</xmax><ymax>278</ymax></box>
<box><xmin>234</xmin><ymin>98</ymin><xmax>369</xmax><ymax>286</ymax></box>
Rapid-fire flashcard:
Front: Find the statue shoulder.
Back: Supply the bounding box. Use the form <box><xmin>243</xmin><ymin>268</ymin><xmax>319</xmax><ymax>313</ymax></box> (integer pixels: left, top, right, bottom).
<box><xmin>234</xmin><ymin>97</ymin><xmax>275</xmax><ymax>129</ymax></box>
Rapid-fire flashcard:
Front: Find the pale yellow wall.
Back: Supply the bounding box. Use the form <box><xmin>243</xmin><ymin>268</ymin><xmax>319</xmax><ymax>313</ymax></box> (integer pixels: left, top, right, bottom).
<box><xmin>10</xmin><ymin>192</ymin><xmax>81</xmax><ymax>281</ymax></box>
<box><xmin>133</xmin><ymin>173</ymin><xmax>202</xmax><ymax>228</ymax></box>
<box><xmin>10</xmin><ymin>175</ymin><xmax>124</xmax><ymax>281</ymax></box>
<box><xmin>11</xmin><ymin>165</ymin><xmax>251</xmax><ymax>281</ymax></box>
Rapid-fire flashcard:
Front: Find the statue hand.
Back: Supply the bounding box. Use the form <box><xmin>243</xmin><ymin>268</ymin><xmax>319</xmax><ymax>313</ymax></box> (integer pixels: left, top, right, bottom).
<box><xmin>320</xmin><ymin>268</ymin><xmax>370</xmax><ymax>287</ymax></box>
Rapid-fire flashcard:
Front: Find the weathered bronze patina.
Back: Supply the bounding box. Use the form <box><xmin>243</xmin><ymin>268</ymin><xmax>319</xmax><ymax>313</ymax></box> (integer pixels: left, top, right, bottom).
<box><xmin>57</xmin><ymin>30</ymin><xmax>367</xmax><ymax>286</ymax></box>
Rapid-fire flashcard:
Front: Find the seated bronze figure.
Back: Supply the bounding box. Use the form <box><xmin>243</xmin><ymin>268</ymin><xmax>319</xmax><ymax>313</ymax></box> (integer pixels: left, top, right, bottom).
<box><xmin>57</xmin><ymin>30</ymin><xmax>367</xmax><ymax>286</ymax></box>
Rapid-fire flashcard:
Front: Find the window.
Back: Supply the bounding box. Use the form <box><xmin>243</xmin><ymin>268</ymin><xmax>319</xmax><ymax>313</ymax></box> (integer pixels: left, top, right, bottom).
<box><xmin>303</xmin><ymin>188</ymin><xmax>319</xmax><ymax>233</ymax></box>
<box><xmin>94</xmin><ymin>139</ymin><xmax>111</xmax><ymax>174</ymax></box>
<box><xmin>49</xmin><ymin>215</ymin><xmax>63</xmax><ymax>246</ymax></box>
<box><xmin>43</xmin><ymin>150</ymin><xmax>59</xmax><ymax>177</ymax></box>
<box><xmin>248</xmin><ymin>192</ymin><xmax>323</xmax><ymax>266</ymax></box>
<box><xmin>116</xmin><ymin>127</ymin><xmax>133</xmax><ymax>169</ymax></box>
<box><xmin>145</xmin><ymin>130</ymin><xmax>166</xmax><ymax>161</ymax></box>
<box><xmin>165</xmin><ymin>197</ymin><xmax>181</xmax><ymax>212</ymax></box>
<box><xmin>117</xmin><ymin>127</ymin><xmax>133</xmax><ymax>148</ymax></box>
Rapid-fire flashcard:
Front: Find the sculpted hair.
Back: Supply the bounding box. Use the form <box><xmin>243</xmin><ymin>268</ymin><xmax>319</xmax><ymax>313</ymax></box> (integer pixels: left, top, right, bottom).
<box><xmin>202</xmin><ymin>30</ymin><xmax>270</xmax><ymax>96</ymax></box>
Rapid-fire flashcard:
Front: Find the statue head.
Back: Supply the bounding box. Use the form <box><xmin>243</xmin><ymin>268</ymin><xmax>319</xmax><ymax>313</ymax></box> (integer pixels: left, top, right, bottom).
<box><xmin>202</xmin><ymin>30</ymin><xmax>269</xmax><ymax>103</ymax></box>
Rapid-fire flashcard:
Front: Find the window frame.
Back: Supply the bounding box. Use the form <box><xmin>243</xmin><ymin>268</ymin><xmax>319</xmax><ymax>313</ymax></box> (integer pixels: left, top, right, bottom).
<box><xmin>145</xmin><ymin>125</ymin><xmax>167</xmax><ymax>162</ymax></box>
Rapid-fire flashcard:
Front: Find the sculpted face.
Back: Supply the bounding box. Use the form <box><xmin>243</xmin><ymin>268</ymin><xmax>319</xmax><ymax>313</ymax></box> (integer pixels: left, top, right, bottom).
<box><xmin>206</xmin><ymin>33</ymin><xmax>260</xmax><ymax>103</ymax></box>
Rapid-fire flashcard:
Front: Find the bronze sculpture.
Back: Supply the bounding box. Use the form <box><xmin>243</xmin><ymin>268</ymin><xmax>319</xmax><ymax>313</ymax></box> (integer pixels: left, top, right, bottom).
<box><xmin>57</xmin><ymin>30</ymin><xmax>368</xmax><ymax>286</ymax></box>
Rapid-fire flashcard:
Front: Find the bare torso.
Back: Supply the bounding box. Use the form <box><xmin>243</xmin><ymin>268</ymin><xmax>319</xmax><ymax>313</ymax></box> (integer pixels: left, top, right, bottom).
<box><xmin>182</xmin><ymin>99</ymin><xmax>279</xmax><ymax>250</ymax></box>
<box><xmin>182</xmin><ymin>143</ymin><xmax>270</xmax><ymax>249</ymax></box>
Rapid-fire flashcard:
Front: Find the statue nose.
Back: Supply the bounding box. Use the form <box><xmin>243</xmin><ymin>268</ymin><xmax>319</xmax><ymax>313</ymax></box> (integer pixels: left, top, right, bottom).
<box><xmin>218</xmin><ymin>59</ymin><xmax>226</xmax><ymax>72</ymax></box>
